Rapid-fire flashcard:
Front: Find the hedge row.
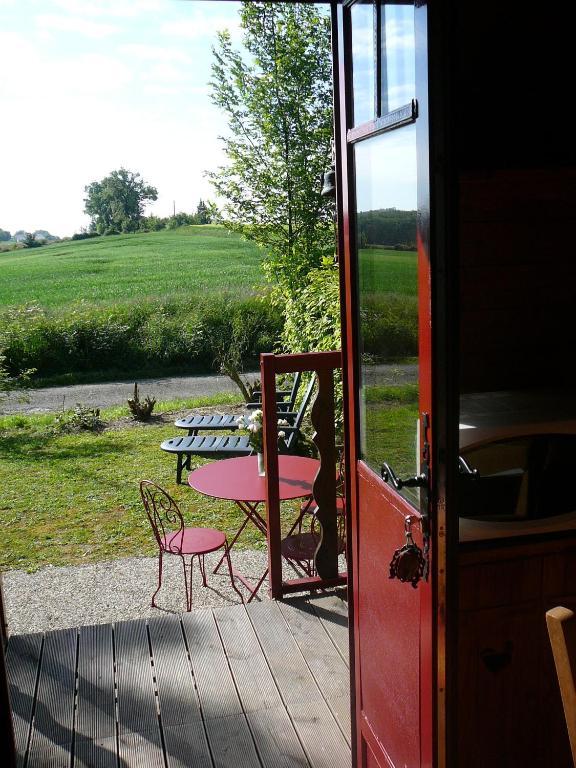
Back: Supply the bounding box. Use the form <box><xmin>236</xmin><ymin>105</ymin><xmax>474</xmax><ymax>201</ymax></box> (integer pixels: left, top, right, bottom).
<box><xmin>0</xmin><ymin>297</ymin><xmax>283</xmax><ymax>380</ymax></box>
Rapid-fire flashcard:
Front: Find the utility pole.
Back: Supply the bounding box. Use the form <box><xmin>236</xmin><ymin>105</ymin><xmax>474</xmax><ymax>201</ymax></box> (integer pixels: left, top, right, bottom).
<box><xmin>173</xmin><ymin>200</ymin><xmax>176</xmax><ymax>216</ymax></box>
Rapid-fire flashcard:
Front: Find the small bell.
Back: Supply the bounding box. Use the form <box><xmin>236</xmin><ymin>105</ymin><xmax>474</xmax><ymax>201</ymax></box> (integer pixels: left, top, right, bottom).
<box><xmin>321</xmin><ymin>168</ymin><xmax>336</xmax><ymax>197</ymax></box>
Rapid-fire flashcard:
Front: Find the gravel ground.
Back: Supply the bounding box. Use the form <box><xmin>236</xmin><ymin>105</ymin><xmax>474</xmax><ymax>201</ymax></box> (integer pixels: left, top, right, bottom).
<box><xmin>1</xmin><ymin>364</ymin><xmax>417</xmax><ymax>415</ymax></box>
<box><xmin>1</xmin><ymin>372</ymin><xmax>259</xmax><ymax>415</ymax></box>
<box><xmin>2</xmin><ymin>551</ymin><xmax>345</xmax><ymax>635</ymax></box>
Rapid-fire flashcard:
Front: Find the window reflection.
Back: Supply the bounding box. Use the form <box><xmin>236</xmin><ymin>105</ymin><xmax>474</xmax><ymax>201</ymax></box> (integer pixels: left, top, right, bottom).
<box><xmin>352</xmin><ymin>0</ymin><xmax>375</xmax><ymax>126</ymax></box>
<box><xmin>355</xmin><ymin>126</ymin><xmax>419</xmax><ymax>504</ymax></box>
<box><xmin>380</xmin><ymin>3</ymin><xmax>415</xmax><ymax>114</ymax></box>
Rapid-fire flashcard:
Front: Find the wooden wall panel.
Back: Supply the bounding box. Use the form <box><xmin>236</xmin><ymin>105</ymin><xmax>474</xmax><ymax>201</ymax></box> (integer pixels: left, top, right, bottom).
<box><xmin>459</xmin><ymin>168</ymin><xmax>576</xmax><ymax>392</ymax></box>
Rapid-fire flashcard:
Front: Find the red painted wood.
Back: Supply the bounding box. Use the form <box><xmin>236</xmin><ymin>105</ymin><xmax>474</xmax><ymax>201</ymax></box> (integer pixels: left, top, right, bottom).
<box><xmin>335</xmin><ymin>3</ymin><xmax>437</xmax><ymax>767</ymax></box>
<box><xmin>261</xmin><ymin>350</ymin><xmax>341</xmax><ymax>375</ymax></box>
<box><xmin>187</xmin><ymin>455</ymin><xmax>318</xmax><ymax>502</ymax></box>
<box><xmin>260</xmin><ymin>351</ymin><xmax>344</xmax><ymax>598</ymax></box>
<box><xmin>357</xmin><ymin>463</ymin><xmax>422</xmax><ymax>768</ymax></box>
<box><xmin>261</xmin><ymin>353</ymin><xmax>283</xmax><ymax>598</ymax></box>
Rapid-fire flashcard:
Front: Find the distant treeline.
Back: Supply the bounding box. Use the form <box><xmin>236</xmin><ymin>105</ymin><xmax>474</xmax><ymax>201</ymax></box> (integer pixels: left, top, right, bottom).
<box><xmin>358</xmin><ymin>208</ymin><xmax>417</xmax><ymax>250</ymax></box>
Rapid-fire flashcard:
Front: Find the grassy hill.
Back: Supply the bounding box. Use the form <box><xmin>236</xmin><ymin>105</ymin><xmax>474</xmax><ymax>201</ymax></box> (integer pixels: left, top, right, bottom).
<box><xmin>0</xmin><ymin>225</ymin><xmax>265</xmax><ymax>310</ymax></box>
<box><xmin>0</xmin><ymin>225</ymin><xmax>281</xmax><ymax>384</ymax></box>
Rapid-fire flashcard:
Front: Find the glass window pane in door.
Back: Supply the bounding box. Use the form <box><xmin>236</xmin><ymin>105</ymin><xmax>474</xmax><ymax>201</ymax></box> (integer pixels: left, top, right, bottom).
<box><xmin>380</xmin><ymin>3</ymin><xmax>415</xmax><ymax>114</ymax></box>
<box><xmin>355</xmin><ymin>125</ymin><xmax>419</xmax><ymax>504</ymax></box>
<box><xmin>351</xmin><ymin>1</ymin><xmax>375</xmax><ymax>126</ymax></box>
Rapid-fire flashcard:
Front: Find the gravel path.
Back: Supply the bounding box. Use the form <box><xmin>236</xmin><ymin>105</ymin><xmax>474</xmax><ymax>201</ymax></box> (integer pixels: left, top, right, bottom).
<box><xmin>1</xmin><ymin>372</ymin><xmax>259</xmax><ymax>415</ymax></box>
<box><xmin>2</xmin><ymin>364</ymin><xmax>417</xmax><ymax>415</ymax></box>
<box><xmin>3</xmin><ymin>551</ymin><xmax>337</xmax><ymax>635</ymax></box>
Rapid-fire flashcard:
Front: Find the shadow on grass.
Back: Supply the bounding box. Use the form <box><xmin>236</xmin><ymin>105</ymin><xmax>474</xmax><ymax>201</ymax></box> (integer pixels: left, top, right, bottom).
<box><xmin>0</xmin><ymin>432</ymin><xmax>129</xmax><ymax>462</ymax></box>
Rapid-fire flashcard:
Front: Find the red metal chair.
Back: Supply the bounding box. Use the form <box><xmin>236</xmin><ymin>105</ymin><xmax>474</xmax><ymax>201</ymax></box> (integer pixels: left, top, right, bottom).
<box><xmin>282</xmin><ymin>451</ymin><xmax>347</xmax><ymax>576</ymax></box>
<box><xmin>281</xmin><ymin>508</ymin><xmax>346</xmax><ymax>577</ymax></box>
<box><xmin>139</xmin><ymin>480</ymin><xmax>243</xmax><ymax>610</ymax></box>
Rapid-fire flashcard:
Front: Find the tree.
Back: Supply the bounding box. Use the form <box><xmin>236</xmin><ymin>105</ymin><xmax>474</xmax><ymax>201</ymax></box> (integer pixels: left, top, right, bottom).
<box><xmin>0</xmin><ymin>229</ymin><xmax>11</xmax><ymax>242</ymax></box>
<box><xmin>84</xmin><ymin>168</ymin><xmax>158</xmax><ymax>235</ymax></box>
<box><xmin>208</xmin><ymin>2</ymin><xmax>334</xmax><ymax>299</ymax></box>
<box><xmin>22</xmin><ymin>232</ymin><xmax>42</xmax><ymax>248</ymax></box>
<box><xmin>195</xmin><ymin>199</ymin><xmax>211</xmax><ymax>224</ymax></box>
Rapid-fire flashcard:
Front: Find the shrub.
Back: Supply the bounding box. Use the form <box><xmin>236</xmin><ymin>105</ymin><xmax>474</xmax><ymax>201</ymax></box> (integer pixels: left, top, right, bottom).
<box><xmin>53</xmin><ymin>404</ymin><xmax>104</xmax><ymax>433</ymax></box>
<box><xmin>360</xmin><ymin>292</ymin><xmax>418</xmax><ymax>360</ymax></box>
<box><xmin>0</xmin><ymin>297</ymin><xmax>282</xmax><ymax>382</ymax></box>
<box><xmin>283</xmin><ymin>266</ymin><xmax>342</xmax><ymax>435</ymax></box>
<box><xmin>71</xmin><ymin>231</ymin><xmax>100</xmax><ymax>241</ymax></box>
<box><xmin>283</xmin><ymin>266</ymin><xmax>341</xmax><ymax>355</ymax></box>
<box><xmin>127</xmin><ymin>383</ymin><xmax>156</xmax><ymax>421</ymax></box>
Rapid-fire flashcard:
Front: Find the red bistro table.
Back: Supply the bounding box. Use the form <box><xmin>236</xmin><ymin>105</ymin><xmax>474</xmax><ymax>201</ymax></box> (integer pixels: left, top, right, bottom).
<box><xmin>188</xmin><ymin>455</ymin><xmax>319</xmax><ymax>601</ymax></box>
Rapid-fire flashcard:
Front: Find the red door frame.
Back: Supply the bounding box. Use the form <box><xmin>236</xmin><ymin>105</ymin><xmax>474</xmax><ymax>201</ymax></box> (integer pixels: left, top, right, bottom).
<box><xmin>332</xmin><ymin>1</ymin><xmax>458</xmax><ymax>765</ymax></box>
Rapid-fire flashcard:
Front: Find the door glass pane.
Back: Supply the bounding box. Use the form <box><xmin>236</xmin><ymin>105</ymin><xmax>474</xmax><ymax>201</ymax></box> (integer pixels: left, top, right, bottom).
<box><xmin>351</xmin><ymin>0</ymin><xmax>375</xmax><ymax>126</ymax></box>
<box><xmin>380</xmin><ymin>2</ymin><xmax>415</xmax><ymax>114</ymax></box>
<box><xmin>355</xmin><ymin>124</ymin><xmax>419</xmax><ymax>504</ymax></box>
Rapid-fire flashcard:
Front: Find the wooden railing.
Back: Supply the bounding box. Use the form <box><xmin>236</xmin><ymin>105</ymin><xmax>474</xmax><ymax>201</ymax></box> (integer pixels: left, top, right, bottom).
<box><xmin>260</xmin><ymin>351</ymin><xmax>347</xmax><ymax>599</ymax></box>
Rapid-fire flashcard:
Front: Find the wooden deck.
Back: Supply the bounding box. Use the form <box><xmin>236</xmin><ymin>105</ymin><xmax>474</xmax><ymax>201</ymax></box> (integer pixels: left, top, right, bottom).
<box><xmin>6</xmin><ymin>592</ymin><xmax>350</xmax><ymax>768</ymax></box>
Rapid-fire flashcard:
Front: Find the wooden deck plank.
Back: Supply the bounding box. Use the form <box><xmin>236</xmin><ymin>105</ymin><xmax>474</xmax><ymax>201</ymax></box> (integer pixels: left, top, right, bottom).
<box><xmin>6</xmin><ymin>597</ymin><xmax>350</xmax><ymax>768</ymax></box>
<box><xmin>75</xmin><ymin>623</ymin><xmax>116</xmax><ymax>742</ymax></box>
<box><xmin>148</xmin><ymin>614</ymin><xmax>204</xmax><ymax>725</ymax></box>
<box><xmin>278</xmin><ymin>598</ymin><xmax>351</xmax><ymax>743</ymax></box>
<box><xmin>74</xmin><ymin>736</ymin><xmax>118</xmax><ymax>768</ymax></box>
<box><xmin>247</xmin><ymin>707</ymin><xmax>310</xmax><ymax>768</ymax></box>
<box><xmin>117</xmin><ymin>730</ymin><xmax>166</xmax><ymax>768</ymax></box>
<box><xmin>204</xmin><ymin>713</ymin><xmax>262</xmax><ymax>768</ymax></box>
<box><xmin>5</xmin><ymin>632</ymin><xmax>43</xmax><ymax>768</ymax></box>
<box><xmin>214</xmin><ymin>605</ymin><xmax>310</xmax><ymax>768</ymax></box>
<box><xmin>247</xmin><ymin>601</ymin><xmax>350</xmax><ymax>768</ymax></box>
<box><xmin>213</xmin><ymin>604</ymin><xmax>283</xmax><ymax>713</ymax></box>
<box><xmin>114</xmin><ymin>619</ymin><xmax>165</xmax><ymax>765</ymax></box>
<box><xmin>181</xmin><ymin>609</ymin><xmax>242</xmax><ymax>719</ymax></box>
<box><xmin>182</xmin><ymin>609</ymin><xmax>262</xmax><ymax>768</ymax></box>
<box><xmin>27</xmin><ymin>627</ymin><xmax>77</xmax><ymax>767</ymax></box>
<box><xmin>162</xmin><ymin>722</ymin><xmax>213</xmax><ymax>768</ymax></box>
<box><xmin>307</xmin><ymin>593</ymin><xmax>349</xmax><ymax>666</ymax></box>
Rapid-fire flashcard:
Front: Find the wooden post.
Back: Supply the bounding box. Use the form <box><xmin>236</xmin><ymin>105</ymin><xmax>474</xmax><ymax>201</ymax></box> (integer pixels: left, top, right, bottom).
<box><xmin>261</xmin><ymin>354</ymin><xmax>282</xmax><ymax>599</ymax></box>
<box><xmin>311</xmin><ymin>366</ymin><xmax>338</xmax><ymax>579</ymax></box>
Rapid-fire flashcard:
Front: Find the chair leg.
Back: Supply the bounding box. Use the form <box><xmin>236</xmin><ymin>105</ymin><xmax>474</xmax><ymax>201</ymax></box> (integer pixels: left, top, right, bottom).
<box><xmin>181</xmin><ymin>555</ymin><xmax>194</xmax><ymax>612</ymax></box>
<box><xmin>199</xmin><ymin>555</ymin><xmax>208</xmax><ymax>587</ymax></box>
<box><xmin>224</xmin><ymin>538</ymin><xmax>245</xmax><ymax>603</ymax></box>
<box><xmin>152</xmin><ymin>550</ymin><xmax>163</xmax><ymax>607</ymax></box>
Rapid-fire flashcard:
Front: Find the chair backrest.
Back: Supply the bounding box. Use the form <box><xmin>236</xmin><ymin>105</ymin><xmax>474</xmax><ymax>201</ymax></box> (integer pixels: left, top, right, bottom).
<box><xmin>284</xmin><ymin>374</ymin><xmax>317</xmax><ymax>450</ymax></box>
<box><xmin>139</xmin><ymin>480</ymin><xmax>185</xmax><ymax>554</ymax></box>
<box><xmin>546</xmin><ymin>606</ymin><xmax>576</xmax><ymax>766</ymax></box>
<box><xmin>286</xmin><ymin>372</ymin><xmax>302</xmax><ymax>409</ymax></box>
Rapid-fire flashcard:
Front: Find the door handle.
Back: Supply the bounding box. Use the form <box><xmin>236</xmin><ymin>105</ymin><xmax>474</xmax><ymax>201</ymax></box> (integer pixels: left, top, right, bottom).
<box><xmin>381</xmin><ymin>463</ymin><xmax>427</xmax><ymax>491</ymax></box>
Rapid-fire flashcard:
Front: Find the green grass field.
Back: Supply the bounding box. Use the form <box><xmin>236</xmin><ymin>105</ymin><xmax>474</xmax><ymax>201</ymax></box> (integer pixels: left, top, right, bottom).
<box><xmin>0</xmin><ymin>384</ymin><xmax>421</xmax><ymax>573</ymax></box>
<box><xmin>0</xmin><ymin>394</ymin><xmax>299</xmax><ymax>572</ymax></box>
<box><xmin>0</xmin><ymin>225</ymin><xmax>265</xmax><ymax>309</ymax></box>
<box><xmin>359</xmin><ymin>247</ymin><xmax>417</xmax><ymax>296</ymax></box>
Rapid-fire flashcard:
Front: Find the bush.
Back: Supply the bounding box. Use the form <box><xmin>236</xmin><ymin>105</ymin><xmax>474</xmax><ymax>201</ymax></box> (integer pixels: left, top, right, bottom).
<box><xmin>283</xmin><ymin>266</ymin><xmax>341</xmax><ymax>355</ymax></box>
<box><xmin>360</xmin><ymin>292</ymin><xmax>418</xmax><ymax>360</ymax></box>
<box><xmin>283</xmin><ymin>266</ymin><xmax>343</xmax><ymax>435</ymax></box>
<box><xmin>53</xmin><ymin>404</ymin><xmax>104</xmax><ymax>433</ymax></box>
<box><xmin>71</xmin><ymin>231</ymin><xmax>100</xmax><ymax>241</ymax></box>
<box><xmin>0</xmin><ymin>297</ymin><xmax>282</xmax><ymax>382</ymax></box>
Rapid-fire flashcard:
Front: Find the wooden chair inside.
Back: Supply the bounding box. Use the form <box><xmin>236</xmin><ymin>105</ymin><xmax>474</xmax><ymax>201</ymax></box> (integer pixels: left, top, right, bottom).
<box><xmin>546</xmin><ymin>605</ymin><xmax>576</xmax><ymax>766</ymax></box>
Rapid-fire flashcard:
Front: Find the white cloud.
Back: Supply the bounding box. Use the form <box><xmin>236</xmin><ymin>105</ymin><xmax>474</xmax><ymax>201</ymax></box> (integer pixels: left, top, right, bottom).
<box><xmin>51</xmin><ymin>0</ymin><xmax>163</xmax><ymax>19</ymax></box>
<box><xmin>118</xmin><ymin>43</ymin><xmax>192</xmax><ymax>65</ymax></box>
<box><xmin>35</xmin><ymin>13</ymin><xmax>119</xmax><ymax>38</ymax></box>
<box><xmin>161</xmin><ymin>12</ymin><xmax>242</xmax><ymax>43</ymax></box>
<box><xmin>0</xmin><ymin>36</ymin><xmax>132</xmax><ymax>100</ymax></box>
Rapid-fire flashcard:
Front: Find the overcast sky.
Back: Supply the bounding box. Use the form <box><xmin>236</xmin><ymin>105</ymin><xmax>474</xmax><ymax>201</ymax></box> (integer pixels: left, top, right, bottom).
<box><xmin>0</xmin><ymin>0</ymin><xmax>241</xmax><ymax>237</ymax></box>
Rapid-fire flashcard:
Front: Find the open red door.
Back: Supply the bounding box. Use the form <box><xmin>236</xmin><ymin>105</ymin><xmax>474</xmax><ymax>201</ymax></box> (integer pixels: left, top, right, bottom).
<box><xmin>334</xmin><ymin>2</ymin><xmax>442</xmax><ymax>766</ymax></box>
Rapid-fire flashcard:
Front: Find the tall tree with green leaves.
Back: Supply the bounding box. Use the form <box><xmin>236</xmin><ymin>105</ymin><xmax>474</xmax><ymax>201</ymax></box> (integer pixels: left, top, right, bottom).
<box><xmin>208</xmin><ymin>2</ymin><xmax>334</xmax><ymax>299</ymax></box>
<box><xmin>84</xmin><ymin>168</ymin><xmax>158</xmax><ymax>235</ymax></box>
